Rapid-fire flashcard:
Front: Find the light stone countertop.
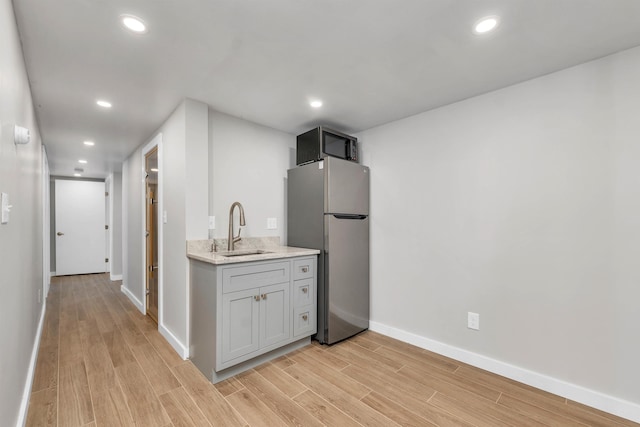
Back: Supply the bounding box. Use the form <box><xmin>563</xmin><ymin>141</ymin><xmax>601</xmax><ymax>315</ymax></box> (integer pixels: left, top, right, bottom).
<box><xmin>186</xmin><ymin>237</ymin><xmax>319</xmax><ymax>265</ymax></box>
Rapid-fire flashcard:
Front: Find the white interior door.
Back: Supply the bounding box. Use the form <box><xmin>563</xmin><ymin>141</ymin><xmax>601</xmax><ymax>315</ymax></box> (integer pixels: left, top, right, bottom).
<box><xmin>55</xmin><ymin>180</ymin><xmax>106</xmax><ymax>276</ymax></box>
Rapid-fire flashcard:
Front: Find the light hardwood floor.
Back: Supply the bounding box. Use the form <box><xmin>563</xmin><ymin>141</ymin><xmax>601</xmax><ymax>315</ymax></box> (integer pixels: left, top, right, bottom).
<box><xmin>26</xmin><ymin>273</ymin><xmax>637</xmax><ymax>426</ymax></box>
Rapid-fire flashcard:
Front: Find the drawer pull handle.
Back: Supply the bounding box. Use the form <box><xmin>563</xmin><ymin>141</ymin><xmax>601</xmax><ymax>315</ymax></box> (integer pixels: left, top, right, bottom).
<box><xmin>301</xmin><ymin>266</ymin><xmax>309</xmax><ymax>273</ymax></box>
<box><xmin>302</xmin><ymin>288</ymin><xmax>308</xmax><ymax>294</ymax></box>
<box><xmin>302</xmin><ymin>314</ymin><xmax>308</xmax><ymax>321</ymax></box>
<box><xmin>254</xmin><ymin>295</ymin><xmax>260</xmax><ymax>302</ymax></box>
<box><xmin>261</xmin><ymin>294</ymin><xmax>267</xmax><ymax>300</ymax></box>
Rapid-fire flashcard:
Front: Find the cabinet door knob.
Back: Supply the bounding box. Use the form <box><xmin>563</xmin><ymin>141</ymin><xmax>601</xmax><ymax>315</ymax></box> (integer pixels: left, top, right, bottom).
<box><xmin>301</xmin><ymin>266</ymin><xmax>309</xmax><ymax>273</ymax></box>
<box><xmin>261</xmin><ymin>294</ymin><xmax>267</xmax><ymax>300</ymax></box>
<box><xmin>302</xmin><ymin>287</ymin><xmax>308</xmax><ymax>294</ymax></box>
<box><xmin>254</xmin><ymin>295</ymin><xmax>260</xmax><ymax>301</ymax></box>
<box><xmin>302</xmin><ymin>314</ymin><xmax>308</xmax><ymax>321</ymax></box>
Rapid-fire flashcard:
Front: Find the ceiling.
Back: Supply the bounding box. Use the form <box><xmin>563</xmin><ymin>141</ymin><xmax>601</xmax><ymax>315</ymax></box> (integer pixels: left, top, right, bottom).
<box><xmin>12</xmin><ymin>0</ymin><xmax>640</xmax><ymax>178</ymax></box>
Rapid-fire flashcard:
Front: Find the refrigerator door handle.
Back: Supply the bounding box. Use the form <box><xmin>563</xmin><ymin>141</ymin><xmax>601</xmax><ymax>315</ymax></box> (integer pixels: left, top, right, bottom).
<box><xmin>331</xmin><ymin>214</ymin><xmax>367</xmax><ymax>220</ymax></box>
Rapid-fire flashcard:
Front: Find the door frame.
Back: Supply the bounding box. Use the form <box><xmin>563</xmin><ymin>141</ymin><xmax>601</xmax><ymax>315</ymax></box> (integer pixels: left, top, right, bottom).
<box><xmin>141</xmin><ymin>133</ymin><xmax>163</xmax><ymax>324</ymax></box>
<box><xmin>105</xmin><ymin>178</ymin><xmax>110</xmax><ymax>275</ymax></box>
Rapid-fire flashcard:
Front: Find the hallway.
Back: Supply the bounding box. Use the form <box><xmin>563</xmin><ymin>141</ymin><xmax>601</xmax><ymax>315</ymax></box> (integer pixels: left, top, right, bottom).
<box><xmin>26</xmin><ymin>274</ymin><xmax>191</xmax><ymax>426</ymax></box>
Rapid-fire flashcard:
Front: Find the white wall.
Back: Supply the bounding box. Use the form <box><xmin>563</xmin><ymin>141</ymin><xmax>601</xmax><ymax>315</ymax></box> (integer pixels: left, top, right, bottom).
<box><xmin>360</xmin><ymin>46</ymin><xmax>640</xmax><ymax>411</ymax></box>
<box><xmin>158</xmin><ymin>101</ymin><xmax>188</xmax><ymax>350</ymax></box>
<box><xmin>185</xmin><ymin>101</ymin><xmax>209</xmax><ymax>240</ymax></box>
<box><xmin>209</xmin><ymin>110</ymin><xmax>296</xmax><ymax>243</ymax></box>
<box><xmin>108</xmin><ymin>172</ymin><xmax>123</xmax><ymax>279</ymax></box>
<box><xmin>0</xmin><ymin>0</ymin><xmax>45</xmax><ymax>424</ymax></box>
<box><xmin>122</xmin><ymin>99</ymin><xmax>208</xmax><ymax>357</ymax></box>
<box><xmin>162</xmin><ymin>99</ymin><xmax>208</xmax><ymax>352</ymax></box>
<box><xmin>122</xmin><ymin>149</ymin><xmax>144</xmax><ymax>306</ymax></box>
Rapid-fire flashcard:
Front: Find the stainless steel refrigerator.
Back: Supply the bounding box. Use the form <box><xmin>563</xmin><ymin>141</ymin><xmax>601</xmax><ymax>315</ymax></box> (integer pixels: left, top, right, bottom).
<box><xmin>287</xmin><ymin>157</ymin><xmax>369</xmax><ymax>344</ymax></box>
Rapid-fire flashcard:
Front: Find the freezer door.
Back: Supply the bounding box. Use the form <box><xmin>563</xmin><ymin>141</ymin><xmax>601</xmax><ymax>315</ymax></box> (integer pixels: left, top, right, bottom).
<box><xmin>325</xmin><ymin>214</ymin><xmax>369</xmax><ymax>344</ymax></box>
<box><xmin>325</xmin><ymin>157</ymin><xmax>369</xmax><ymax>215</ymax></box>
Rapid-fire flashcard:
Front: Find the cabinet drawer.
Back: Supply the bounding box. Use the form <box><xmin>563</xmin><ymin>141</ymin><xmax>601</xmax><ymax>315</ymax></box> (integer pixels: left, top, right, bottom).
<box><xmin>293</xmin><ymin>258</ymin><xmax>314</xmax><ymax>280</ymax></box>
<box><xmin>293</xmin><ymin>278</ymin><xmax>313</xmax><ymax>307</ymax></box>
<box><xmin>222</xmin><ymin>262</ymin><xmax>290</xmax><ymax>294</ymax></box>
<box><xmin>293</xmin><ymin>307</ymin><xmax>316</xmax><ymax>337</ymax></box>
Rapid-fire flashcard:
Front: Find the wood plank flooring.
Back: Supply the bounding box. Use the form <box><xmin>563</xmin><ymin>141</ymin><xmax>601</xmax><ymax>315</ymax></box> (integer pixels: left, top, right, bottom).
<box><xmin>26</xmin><ymin>273</ymin><xmax>638</xmax><ymax>426</ymax></box>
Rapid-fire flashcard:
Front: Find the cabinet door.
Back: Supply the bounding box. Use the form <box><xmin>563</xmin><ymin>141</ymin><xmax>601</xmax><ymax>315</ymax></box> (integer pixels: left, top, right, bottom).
<box><xmin>222</xmin><ymin>288</ymin><xmax>260</xmax><ymax>363</ymax></box>
<box><xmin>259</xmin><ymin>283</ymin><xmax>290</xmax><ymax>348</ymax></box>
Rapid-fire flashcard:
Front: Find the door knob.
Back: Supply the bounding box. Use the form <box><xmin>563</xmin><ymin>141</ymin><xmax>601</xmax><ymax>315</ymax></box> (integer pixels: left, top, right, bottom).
<box><xmin>57</xmin><ymin>232</ymin><xmax>64</xmax><ymax>236</ymax></box>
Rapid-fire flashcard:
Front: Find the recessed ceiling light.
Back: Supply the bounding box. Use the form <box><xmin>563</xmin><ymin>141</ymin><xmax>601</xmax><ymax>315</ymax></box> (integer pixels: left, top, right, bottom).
<box><xmin>474</xmin><ymin>16</ymin><xmax>499</xmax><ymax>34</ymax></box>
<box><xmin>310</xmin><ymin>100</ymin><xmax>323</xmax><ymax>108</ymax></box>
<box><xmin>121</xmin><ymin>14</ymin><xmax>147</xmax><ymax>34</ymax></box>
<box><xmin>78</xmin><ymin>159</ymin><xmax>87</xmax><ymax>164</ymax></box>
<box><xmin>83</xmin><ymin>141</ymin><xmax>95</xmax><ymax>146</ymax></box>
<box><xmin>96</xmin><ymin>100</ymin><xmax>112</xmax><ymax>108</ymax></box>
<box><xmin>74</xmin><ymin>173</ymin><xmax>82</xmax><ymax>177</ymax></box>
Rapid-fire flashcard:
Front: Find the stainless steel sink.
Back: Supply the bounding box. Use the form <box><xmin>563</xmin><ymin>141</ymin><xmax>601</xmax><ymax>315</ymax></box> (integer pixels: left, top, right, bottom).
<box><xmin>216</xmin><ymin>249</ymin><xmax>272</xmax><ymax>257</ymax></box>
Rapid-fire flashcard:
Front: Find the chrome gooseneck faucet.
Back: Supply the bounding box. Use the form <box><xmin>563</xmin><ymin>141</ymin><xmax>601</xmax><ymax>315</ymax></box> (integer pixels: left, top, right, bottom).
<box><xmin>227</xmin><ymin>201</ymin><xmax>246</xmax><ymax>251</ymax></box>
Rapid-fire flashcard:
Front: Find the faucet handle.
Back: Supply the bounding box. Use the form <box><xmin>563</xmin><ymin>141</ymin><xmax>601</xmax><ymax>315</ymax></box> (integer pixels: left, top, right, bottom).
<box><xmin>234</xmin><ymin>227</ymin><xmax>242</xmax><ymax>243</ymax></box>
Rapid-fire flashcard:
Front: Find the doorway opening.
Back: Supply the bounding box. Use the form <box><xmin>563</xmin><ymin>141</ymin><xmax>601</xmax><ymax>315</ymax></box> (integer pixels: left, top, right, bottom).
<box><xmin>145</xmin><ymin>147</ymin><xmax>159</xmax><ymax>324</ymax></box>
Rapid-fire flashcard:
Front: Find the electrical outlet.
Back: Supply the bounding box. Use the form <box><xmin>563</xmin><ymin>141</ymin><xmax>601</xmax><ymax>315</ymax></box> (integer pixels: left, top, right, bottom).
<box><xmin>468</xmin><ymin>312</ymin><xmax>480</xmax><ymax>330</ymax></box>
<box><xmin>208</xmin><ymin>216</ymin><xmax>215</xmax><ymax>229</ymax></box>
<box><xmin>267</xmin><ymin>218</ymin><xmax>277</xmax><ymax>229</ymax></box>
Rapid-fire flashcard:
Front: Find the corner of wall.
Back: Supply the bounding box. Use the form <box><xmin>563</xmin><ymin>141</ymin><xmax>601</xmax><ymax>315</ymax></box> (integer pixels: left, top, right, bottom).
<box><xmin>159</xmin><ymin>324</ymin><xmax>189</xmax><ymax>360</ymax></box>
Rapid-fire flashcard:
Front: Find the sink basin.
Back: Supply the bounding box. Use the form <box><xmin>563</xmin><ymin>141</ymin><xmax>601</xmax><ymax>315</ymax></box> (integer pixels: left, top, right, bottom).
<box><xmin>216</xmin><ymin>249</ymin><xmax>272</xmax><ymax>257</ymax></box>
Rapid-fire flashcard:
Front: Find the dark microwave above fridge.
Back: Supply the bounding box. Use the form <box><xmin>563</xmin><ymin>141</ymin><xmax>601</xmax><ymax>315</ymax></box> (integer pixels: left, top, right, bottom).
<box><xmin>296</xmin><ymin>126</ymin><xmax>358</xmax><ymax>166</ymax></box>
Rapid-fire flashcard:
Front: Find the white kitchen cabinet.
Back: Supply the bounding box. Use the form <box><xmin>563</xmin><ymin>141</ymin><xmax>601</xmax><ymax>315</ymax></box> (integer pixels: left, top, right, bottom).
<box><xmin>190</xmin><ymin>255</ymin><xmax>316</xmax><ymax>383</ymax></box>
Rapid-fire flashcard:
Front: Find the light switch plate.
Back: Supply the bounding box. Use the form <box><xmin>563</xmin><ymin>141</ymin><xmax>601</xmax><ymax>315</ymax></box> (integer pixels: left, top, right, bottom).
<box><xmin>163</xmin><ymin>210</ymin><xmax>168</xmax><ymax>224</ymax></box>
<box><xmin>267</xmin><ymin>218</ymin><xmax>277</xmax><ymax>229</ymax></box>
<box><xmin>1</xmin><ymin>192</ymin><xmax>9</xmax><ymax>224</ymax></box>
<box><xmin>468</xmin><ymin>312</ymin><xmax>480</xmax><ymax>330</ymax></box>
<box><xmin>208</xmin><ymin>216</ymin><xmax>215</xmax><ymax>229</ymax></box>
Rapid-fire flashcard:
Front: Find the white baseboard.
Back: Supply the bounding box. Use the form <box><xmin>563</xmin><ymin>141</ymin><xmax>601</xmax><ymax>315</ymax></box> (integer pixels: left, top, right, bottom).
<box><xmin>121</xmin><ymin>284</ymin><xmax>144</xmax><ymax>313</ymax></box>
<box><xmin>17</xmin><ymin>303</ymin><xmax>47</xmax><ymax>427</ymax></box>
<box><xmin>369</xmin><ymin>321</ymin><xmax>640</xmax><ymax>424</ymax></box>
<box><xmin>110</xmin><ymin>273</ymin><xmax>123</xmax><ymax>281</ymax></box>
<box><xmin>120</xmin><ymin>285</ymin><xmax>187</xmax><ymax>360</ymax></box>
<box><xmin>159</xmin><ymin>324</ymin><xmax>189</xmax><ymax>360</ymax></box>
